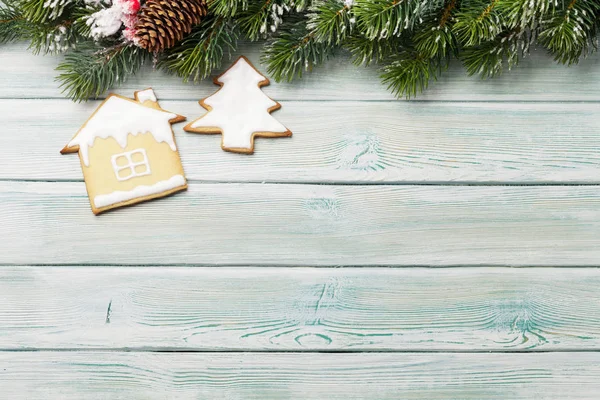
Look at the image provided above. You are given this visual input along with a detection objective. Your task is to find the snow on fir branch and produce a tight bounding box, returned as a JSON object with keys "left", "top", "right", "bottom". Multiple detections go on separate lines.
{"left": 1, "top": 0, "right": 599, "bottom": 101}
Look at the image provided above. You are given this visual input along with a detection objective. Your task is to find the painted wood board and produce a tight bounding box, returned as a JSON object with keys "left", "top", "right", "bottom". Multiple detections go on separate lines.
{"left": 2, "top": 351, "right": 600, "bottom": 399}
{"left": 2, "top": 181, "right": 600, "bottom": 266}
{"left": 3, "top": 100, "right": 600, "bottom": 183}
{"left": 2, "top": 42, "right": 600, "bottom": 101}
{"left": 2, "top": 266, "right": 600, "bottom": 351}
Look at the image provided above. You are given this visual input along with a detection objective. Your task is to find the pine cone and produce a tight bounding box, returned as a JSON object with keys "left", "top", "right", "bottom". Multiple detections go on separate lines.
{"left": 134, "top": 0, "right": 207, "bottom": 52}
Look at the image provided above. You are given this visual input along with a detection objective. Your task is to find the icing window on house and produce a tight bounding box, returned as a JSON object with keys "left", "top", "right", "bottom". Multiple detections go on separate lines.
{"left": 111, "top": 149, "right": 151, "bottom": 181}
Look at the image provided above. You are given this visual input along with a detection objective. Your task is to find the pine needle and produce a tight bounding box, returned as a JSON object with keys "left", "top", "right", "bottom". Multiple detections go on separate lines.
{"left": 56, "top": 43, "right": 148, "bottom": 102}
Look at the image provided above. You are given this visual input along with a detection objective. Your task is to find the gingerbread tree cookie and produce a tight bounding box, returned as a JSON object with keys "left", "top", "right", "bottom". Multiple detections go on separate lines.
{"left": 61, "top": 89, "right": 188, "bottom": 215}
{"left": 184, "top": 56, "right": 291, "bottom": 154}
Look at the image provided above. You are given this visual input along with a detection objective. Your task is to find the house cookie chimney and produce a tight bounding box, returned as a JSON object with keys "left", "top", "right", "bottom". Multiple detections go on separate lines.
{"left": 135, "top": 88, "right": 161, "bottom": 110}
{"left": 134, "top": 88, "right": 186, "bottom": 124}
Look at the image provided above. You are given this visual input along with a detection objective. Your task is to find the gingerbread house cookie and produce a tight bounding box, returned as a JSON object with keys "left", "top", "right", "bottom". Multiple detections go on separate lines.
{"left": 61, "top": 88, "right": 188, "bottom": 214}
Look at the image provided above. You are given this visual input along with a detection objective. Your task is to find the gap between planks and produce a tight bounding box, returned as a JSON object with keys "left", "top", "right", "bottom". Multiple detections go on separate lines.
{"left": 3, "top": 97, "right": 600, "bottom": 103}
{"left": 2, "top": 348, "right": 600, "bottom": 353}
{"left": 5, "top": 178, "right": 600, "bottom": 186}
{"left": 2, "top": 263, "right": 600, "bottom": 268}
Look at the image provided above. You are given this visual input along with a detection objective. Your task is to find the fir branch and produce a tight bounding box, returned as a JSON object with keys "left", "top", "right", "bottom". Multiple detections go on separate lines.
{"left": 461, "top": 28, "right": 527, "bottom": 77}
{"left": 237, "top": 0, "right": 274, "bottom": 39}
{"left": 158, "top": 17, "right": 239, "bottom": 82}
{"left": 307, "top": 0, "right": 354, "bottom": 45}
{"left": 353, "top": 0, "right": 443, "bottom": 40}
{"left": 56, "top": 43, "right": 148, "bottom": 102}
{"left": 210, "top": 0, "right": 249, "bottom": 17}
{"left": 0, "top": 0, "right": 79, "bottom": 50}
{"left": 345, "top": 33, "right": 401, "bottom": 65}
{"left": 210, "top": 0, "right": 308, "bottom": 18}
{"left": 262, "top": 16, "right": 336, "bottom": 81}
{"left": 381, "top": 51, "right": 439, "bottom": 98}
{"left": 3, "top": 0, "right": 600, "bottom": 101}
{"left": 353, "top": 0, "right": 416, "bottom": 39}
{"left": 380, "top": 0, "right": 458, "bottom": 99}
{"left": 19, "top": 0, "right": 74, "bottom": 23}
{"left": 413, "top": 24, "right": 457, "bottom": 62}
{"left": 0, "top": 1, "right": 29, "bottom": 42}
{"left": 235, "top": 0, "right": 294, "bottom": 40}
{"left": 453, "top": 0, "right": 503, "bottom": 46}
{"left": 413, "top": 0, "right": 460, "bottom": 62}
{"left": 439, "top": 0, "right": 458, "bottom": 27}
{"left": 497, "top": 0, "right": 550, "bottom": 29}
{"left": 408, "top": 0, "right": 459, "bottom": 69}
{"left": 538, "top": 0, "right": 600, "bottom": 65}
{"left": 68, "top": 4, "right": 96, "bottom": 38}
{"left": 28, "top": 22, "right": 79, "bottom": 54}
{"left": 291, "top": 0, "right": 312, "bottom": 11}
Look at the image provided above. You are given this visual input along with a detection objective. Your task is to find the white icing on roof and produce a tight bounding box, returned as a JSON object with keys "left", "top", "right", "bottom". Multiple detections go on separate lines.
{"left": 68, "top": 95, "right": 178, "bottom": 166}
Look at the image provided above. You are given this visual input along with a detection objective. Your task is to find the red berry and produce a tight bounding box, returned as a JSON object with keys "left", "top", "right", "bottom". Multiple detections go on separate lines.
{"left": 130, "top": 0, "right": 140, "bottom": 13}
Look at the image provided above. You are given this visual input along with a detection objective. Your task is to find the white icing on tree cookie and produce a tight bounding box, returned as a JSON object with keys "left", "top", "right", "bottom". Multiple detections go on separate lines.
{"left": 185, "top": 56, "right": 291, "bottom": 153}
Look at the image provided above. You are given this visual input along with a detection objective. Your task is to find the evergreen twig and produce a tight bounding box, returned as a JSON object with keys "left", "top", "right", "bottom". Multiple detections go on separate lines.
{"left": 353, "top": 0, "right": 424, "bottom": 40}
{"left": 381, "top": 50, "right": 438, "bottom": 98}
{"left": 56, "top": 43, "right": 148, "bottom": 102}
{"left": 2, "top": 0, "right": 600, "bottom": 100}
{"left": 158, "top": 17, "right": 239, "bottom": 82}
{"left": 346, "top": 33, "right": 401, "bottom": 65}
{"left": 538, "top": 0, "right": 600, "bottom": 65}
{"left": 20, "top": 0, "right": 73, "bottom": 23}
{"left": 307, "top": 0, "right": 354, "bottom": 45}
{"left": 262, "top": 15, "right": 336, "bottom": 81}
{"left": 453, "top": 0, "right": 503, "bottom": 46}
{"left": 0, "top": 0, "right": 29, "bottom": 43}
{"left": 461, "top": 28, "right": 526, "bottom": 77}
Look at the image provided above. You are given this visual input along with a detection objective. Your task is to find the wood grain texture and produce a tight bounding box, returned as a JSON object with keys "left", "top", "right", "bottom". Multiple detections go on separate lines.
{"left": 2, "top": 181, "right": 600, "bottom": 266}
{"left": 4, "top": 100, "right": 600, "bottom": 183}
{"left": 2, "top": 42, "right": 600, "bottom": 101}
{"left": 2, "top": 42, "right": 600, "bottom": 399}
{"left": 2, "top": 266, "right": 600, "bottom": 351}
{"left": 2, "top": 351, "right": 600, "bottom": 399}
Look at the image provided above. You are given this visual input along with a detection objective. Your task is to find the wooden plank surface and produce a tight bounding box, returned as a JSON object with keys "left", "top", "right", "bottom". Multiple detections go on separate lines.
{"left": 4, "top": 100, "right": 600, "bottom": 183}
{"left": 2, "top": 41, "right": 600, "bottom": 399}
{"left": 2, "top": 351, "right": 600, "bottom": 399}
{"left": 2, "top": 181, "right": 600, "bottom": 266}
{"left": 2, "top": 266, "right": 600, "bottom": 351}
{"left": 2, "top": 42, "right": 600, "bottom": 101}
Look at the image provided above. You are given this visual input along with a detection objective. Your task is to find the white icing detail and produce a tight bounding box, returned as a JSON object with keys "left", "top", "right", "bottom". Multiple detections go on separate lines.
{"left": 93, "top": 174, "right": 186, "bottom": 209}
{"left": 136, "top": 88, "right": 157, "bottom": 103}
{"left": 68, "top": 96, "right": 177, "bottom": 166}
{"left": 111, "top": 148, "right": 151, "bottom": 182}
{"left": 190, "top": 57, "right": 289, "bottom": 150}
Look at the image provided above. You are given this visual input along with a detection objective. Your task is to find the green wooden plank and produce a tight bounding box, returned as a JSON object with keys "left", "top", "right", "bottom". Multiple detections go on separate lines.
{"left": 2, "top": 182, "right": 600, "bottom": 266}
{"left": 1, "top": 266, "right": 600, "bottom": 351}
{"left": 3, "top": 100, "right": 600, "bottom": 183}
{"left": 1, "top": 42, "right": 600, "bottom": 101}
{"left": 1, "top": 351, "right": 599, "bottom": 399}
